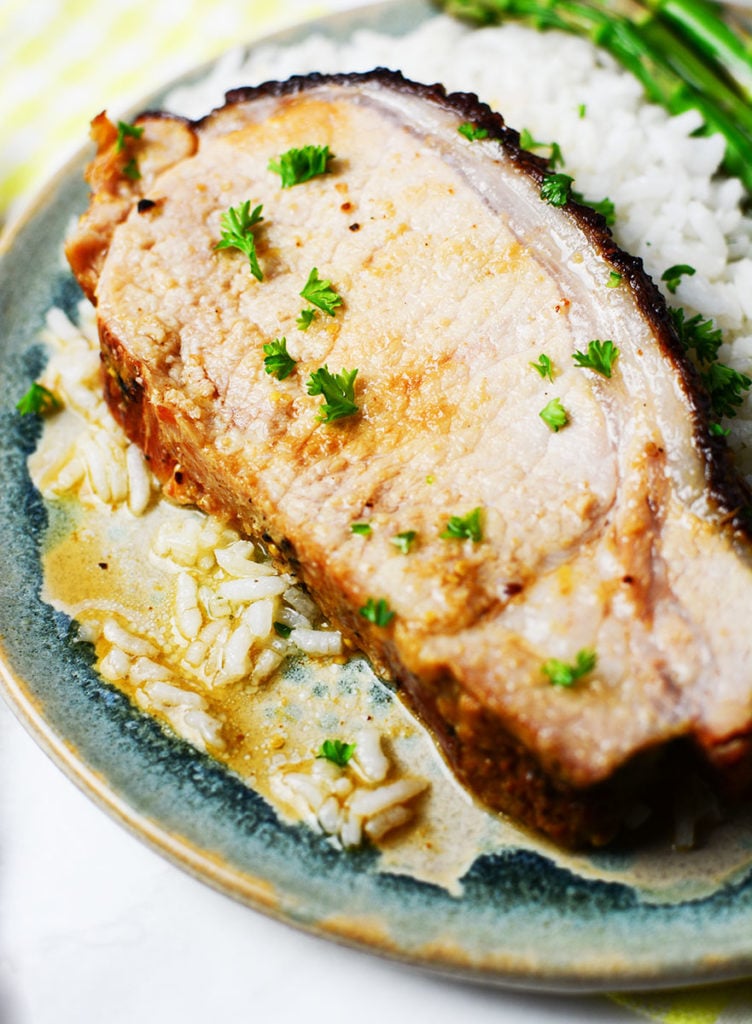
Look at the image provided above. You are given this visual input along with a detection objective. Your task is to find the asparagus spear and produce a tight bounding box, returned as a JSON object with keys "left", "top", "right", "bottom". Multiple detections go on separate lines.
{"left": 643, "top": 0, "right": 752, "bottom": 101}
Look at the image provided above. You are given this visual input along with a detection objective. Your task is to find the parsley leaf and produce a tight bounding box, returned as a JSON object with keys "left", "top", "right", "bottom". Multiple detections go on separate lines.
{"left": 215, "top": 201, "right": 265, "bottom": 281}
{"left": 519, "top": 129, "right": 564, "bottom": 168}
{"left": 458, "top": 122, "right": 489, "bottom": 141}
{"left": 607, "top": 271, "right": 622, "bottom": 288}
{"left": 540, "top": 173, "right": 573, "bottom": 207}
{"left": 359, "top": 597, "right": 395, "bottom": 627}
{"left": 263, "top": 337, "right": 296, "bottom": 380}
{"left": 307, "top": 365, "right": 359, "bottom": 423}
{"left": 539, "top": 397, "right": 568, "bottom": 432}
{"left": 273, "top": 621, "right": 293, "bottom": 638}
{"left": 530, "top": 353, "right": 554, "bottom": 382}
{"left": 669, "top": 307, "right": 722, "bottom": 364}
{"left": 440, "top": 507, "right": 483, "bottom": 543}
{"left": 542, "top": 648, "right": 597, "bottom": 687}
{"left": 574, "top": 191, "right": 616, "bottom": 226}
{"left": 16, "top": 382, "right": 62, "bottom": 416}
{"left": 661, "top": 264, "right": 696, "bottom": 294}
{"left": 268, "top": 145, "right": 334, "bottom": 188}
{"left": 297, "top": 308, "right": 316, "bottom": 331}
{"left": 115, "top": 120, "right": 144, "bottom": 153}
{"left": 115, "top": 121, "right": 144, "bottom": 180}
{"left": 317, "top": 739, "right": 356, "bottom": 767}
{"left": 701, "top": 362, "right": 752, "bottom": 419}
{"left": 300, "top": 268, "right": 342, "bottom": 316}
{"left": 669, "top": 306, "right": 751, "bottom": 418}
{"left": 391, "top": 530, "right": 417, "bottom": 554}
{"left": 710, "top": 422, "right": 731, "bottom": 437}
{"left": 122, "top": 158, "right": 141, "bottom": 181}
{"left": 351, "top": 522, "right": 372, "bottom": 536}
{"left": 572, "top": 339, "right": 620, "bottom": 378}
{"left": 540, "top": 175, "right": 615, "bottom": 225}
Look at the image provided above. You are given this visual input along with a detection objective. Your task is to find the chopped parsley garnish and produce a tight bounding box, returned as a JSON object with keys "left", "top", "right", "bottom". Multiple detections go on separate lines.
{"left": 577, "top": 103, "right": 587, "bottom": 118}
{"left": 573, "top": 339, "right": 620, "bottom": 378}
{"left": 16, "top": 382, "right": 62, "bottom": 416}
{"left": 539, "top": 397, "right": 568, "bottom": 432}
{"left": 351, "top": 522, "right": 372, "bottom": 536}
{"left": 540, "top": 173, "right": 573, "bottom": 207}
{"left": 661, "top": 264, "right": 696, "bottom": 294}
{"left": 215, "top": 201, "right": 264, "bottom": 281}
{"left": 317, "top": 739, "right": 356, "bottom": 767}
{"left": 391, "top": 530, "right": 417, "bottom": 554}
{"left": 273, "top": 621, "right": 293, "bottom": 638}
{"left": 307, "top": 365, "right": 359, "bottom": 423}
{"left": 440, "top": 507, "right": 483, "bottom": 543}
{"left": 297, "top": 308, "right": 316, "bottom": 331}
{"left": 576, "top": 192, "right": 616, "bottom": 226}
{"left": 607, "top": 271, "right": 622, "bottom": 288}
{"left": 669, "top": 307, "right": 723, "bottom": 364}
{"left": 300, "top": 267, "right": 342, "bottom": 316}
{"left": 115, "top": 121, "right": 143, "bottom": 180}
{"left": 530, "top": 353, "right": 554, "bottom": 382}
{"left": 669, "top": 306, "right": 751, "bottom": 418}
{"left": 542, "top": 648, "right": 597, "bottom": 687}
{"left": 458, "top": 122, "right": 489, "bottom": 141}
{"left": 122, "top": 158, "right": 141, "bottom": 181}
{"left": 540, "top": 174, "right": 615, "bottom": 224}
{"left": 710, "top": 422, "right": 731, "bottom": 437}
{"left": 519, "top": 129, "right": 564, "bottom": 168}
{"left": 703, "top": 362, "right": 752, "bottom": 420}
{"left": 115, "top": 120, "right": 144, "bottom": 153}
{"left": 268, "top": 144, "right": 334, "bottom": 188}
{"left": 359, "top": 597, "right": 395, "bottom": 627}
{"left": 263, "top": 337, "right": 296, "bottom": 380}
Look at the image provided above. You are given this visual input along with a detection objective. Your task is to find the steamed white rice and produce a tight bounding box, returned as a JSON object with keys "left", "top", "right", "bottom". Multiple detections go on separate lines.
{"left": 31, "top": 12, "right": 752, "bottom": 851}
{"left": 31, "top": 301, "right": 427, "bottom": 849}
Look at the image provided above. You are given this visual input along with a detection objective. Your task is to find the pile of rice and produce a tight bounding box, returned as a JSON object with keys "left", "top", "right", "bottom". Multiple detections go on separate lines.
{"left": 31, "top": 12, "right": 752, "bottom": 850}
{"left": 32, "top": 300, "right": 428, "bottom": 849}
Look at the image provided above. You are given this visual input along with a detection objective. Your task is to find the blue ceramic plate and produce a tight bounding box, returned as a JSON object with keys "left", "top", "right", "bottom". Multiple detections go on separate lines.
{"left": 3, "top": 0, "right": 752, "bottom": 993}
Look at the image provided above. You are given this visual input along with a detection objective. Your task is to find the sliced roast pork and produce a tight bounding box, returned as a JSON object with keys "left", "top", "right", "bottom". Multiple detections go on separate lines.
{"left": 65, "top": 71, "right": 752, "bottom": 846}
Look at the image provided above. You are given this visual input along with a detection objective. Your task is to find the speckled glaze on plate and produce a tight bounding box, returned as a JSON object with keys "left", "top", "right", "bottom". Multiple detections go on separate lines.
{"left": 4, "top": 0, "right": 752, "bottom": 993}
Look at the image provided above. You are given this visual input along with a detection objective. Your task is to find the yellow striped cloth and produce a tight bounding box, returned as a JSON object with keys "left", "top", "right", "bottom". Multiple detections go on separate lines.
{"left": 2, "top": 2, "right": 752, "bottom": 1020}
{"left": 614, "top": 982, "right": 752, "bottom": 1023}
{"left": 0, "top": 0, "right": 323, "bottom": 221}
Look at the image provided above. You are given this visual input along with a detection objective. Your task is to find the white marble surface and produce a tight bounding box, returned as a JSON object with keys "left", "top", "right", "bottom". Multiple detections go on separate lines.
{"left": 0, "top": 696, "right": 639, "bottom": 1024}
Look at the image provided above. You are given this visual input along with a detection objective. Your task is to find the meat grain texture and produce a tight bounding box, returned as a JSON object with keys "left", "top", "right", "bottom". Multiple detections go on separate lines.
{"left": 66, "top": 71, "right": 752, "bottom": 847}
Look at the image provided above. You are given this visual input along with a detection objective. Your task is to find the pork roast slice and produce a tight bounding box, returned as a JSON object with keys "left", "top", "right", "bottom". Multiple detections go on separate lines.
{"left": 65, "top": 70, "right": 752, "bottom": 847}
